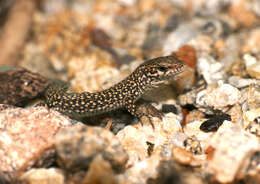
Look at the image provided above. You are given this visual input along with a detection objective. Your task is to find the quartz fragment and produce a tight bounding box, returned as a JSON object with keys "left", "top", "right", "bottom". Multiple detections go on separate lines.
{"left": 69, "top": 54, "right": 120, "bottom": 93}
{"left": 196, "top": 84, "right": 241, "bottom": 111}
{"left": 179, "top": 83, "right": 242, "bottom": 112}
{"left": 207, "top": 124, "right": 260, "bottom": 183}
{"left": 197, "top": 54, "right": 225, "bottom": 85}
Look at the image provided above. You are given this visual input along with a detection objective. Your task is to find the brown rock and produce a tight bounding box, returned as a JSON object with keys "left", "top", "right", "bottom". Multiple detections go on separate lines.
{"left": 0, "top": 67, "right": 48, "bottom": 106}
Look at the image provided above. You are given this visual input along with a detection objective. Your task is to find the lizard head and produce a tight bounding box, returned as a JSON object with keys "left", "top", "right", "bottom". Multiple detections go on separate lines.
{"left": 138, "top": 55, "right": 186, "bottom": 87}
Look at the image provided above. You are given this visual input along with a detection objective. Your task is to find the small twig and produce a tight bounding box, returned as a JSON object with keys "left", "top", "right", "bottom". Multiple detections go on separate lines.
{"left": 0, "top": 0, "right": 37, "bottom": 66}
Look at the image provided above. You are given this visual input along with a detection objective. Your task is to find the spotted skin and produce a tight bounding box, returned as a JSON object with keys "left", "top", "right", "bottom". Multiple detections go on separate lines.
{"left": 45, "top": 55, "right": 185, "bottom": 119}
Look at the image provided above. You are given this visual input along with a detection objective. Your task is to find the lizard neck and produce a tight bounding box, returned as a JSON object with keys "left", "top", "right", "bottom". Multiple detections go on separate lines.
{"left": 101, "top": 69, "right": 149, "bottom": 105}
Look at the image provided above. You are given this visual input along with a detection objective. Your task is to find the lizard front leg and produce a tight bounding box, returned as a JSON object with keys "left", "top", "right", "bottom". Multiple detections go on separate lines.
{"left": 124, "top": 97, "right": 163, "bottom": 121}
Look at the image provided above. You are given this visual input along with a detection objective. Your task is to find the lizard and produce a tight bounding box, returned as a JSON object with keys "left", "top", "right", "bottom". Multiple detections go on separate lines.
{"left": 44, "top": 55, "right": 186, "bottom": 120}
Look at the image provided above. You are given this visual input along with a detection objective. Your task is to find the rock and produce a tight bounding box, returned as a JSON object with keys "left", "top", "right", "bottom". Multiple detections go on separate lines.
{"left": 69, "top": 53, "right": 120, "bottom": 93}
{"left": 226, "top": 104, "right": 242, "bottom": 124}
{"left": 228, "top": 76, "right": 260, "bottom": 88}
{"left": 19, "top": 168, "right": 65, "bottom": 184}
{"left": 81, "top": 155, "right": 119, "bottom": 184}
{"left": 10, "top": 0, "right": 260, "bottom": 183}
{"left": 123, "top": 154, "right": 162, "bottom": 184}
{"left": 197, "top": 54, "right": 226, "bottom": 85}
{"left": 171, "top": 147, "right": 194, "bottom": 165}
{"left": 243, "top": 54, "right": 260, "bottom": 79}
{"left": 229, "top": 0, "right": 258, "bottom": 28}
{"left": 183, "top": 119, "right": 213, "bottom": 147}
{"left": 0, "top": 67, "right": 48, "bottom": 106}
{"left": 179, "top": 83, "right": 242, "bottom": 113}
{"left": 247, "top": 63, "right": 260, "bottom": 80}
{"left": 183, "top": 135, "right": 203, "bottom": 155}
{"left": 0, "top": 106, "right": 73, "bottom": 183}
{"left": 244, "top": 151, "right": 260, "bottom": 184}
{"left": 241, "top": 85, "right": 260, "bottom": 111}
{"left": 117, "top": 113, "right": 182, "bottom": 167}
{"left": 184, "top": 109, "right": 205, "bottom": 124}
{"left": 207, "top": 124, "right": 260, "bottom": 183}
{"left": 147, "top": 160, "right": 206, "bottom": 184}
{"left": 242, "top": 28, "right": 260, "bottom": 54}
{"left": 243, "top": 108, "right": 260, "bottom": 136}
{"left": 163, "top": 22, "right": 199, "bottom": 54}
{"left": 196, "top": 83, "right": 241, "bottom": 111}
{"left": 55, "top": 124, "right": 128, "bottom": 173}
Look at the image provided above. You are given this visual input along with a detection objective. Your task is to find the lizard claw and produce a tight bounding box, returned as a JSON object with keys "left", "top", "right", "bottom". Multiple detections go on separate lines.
{"left": 135, "top": 102, "right": 164, "bottom": 128}
{"left": 137, "top": 103, "right": 164, "bottom": 119}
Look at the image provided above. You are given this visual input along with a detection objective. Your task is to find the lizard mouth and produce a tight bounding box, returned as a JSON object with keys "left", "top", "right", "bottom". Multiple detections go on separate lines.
{"left": 172, "top": 63, "right": 185, "bottom": 74}
{"left": 164, "top": 63, "right": 186, "bottom": 78}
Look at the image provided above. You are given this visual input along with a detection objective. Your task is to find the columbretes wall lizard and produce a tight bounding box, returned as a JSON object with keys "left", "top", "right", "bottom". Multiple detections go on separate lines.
{"left": 44, "top": 55, "right": 186, "bottom": 120}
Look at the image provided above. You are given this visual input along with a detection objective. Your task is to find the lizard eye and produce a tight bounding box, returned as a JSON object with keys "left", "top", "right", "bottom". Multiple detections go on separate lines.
{"left": 157, "top": 66, "right": 168, "bottom": 72}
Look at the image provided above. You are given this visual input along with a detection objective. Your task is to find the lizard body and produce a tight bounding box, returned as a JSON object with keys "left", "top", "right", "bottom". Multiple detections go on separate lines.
{"left": 45, "top": 55, "right": 185, "bottom": 119}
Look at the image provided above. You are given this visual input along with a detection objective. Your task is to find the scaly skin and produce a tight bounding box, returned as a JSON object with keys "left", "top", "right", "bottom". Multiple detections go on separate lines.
{"left": 45, "top": 55, "right": 185, "bottom": 119}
